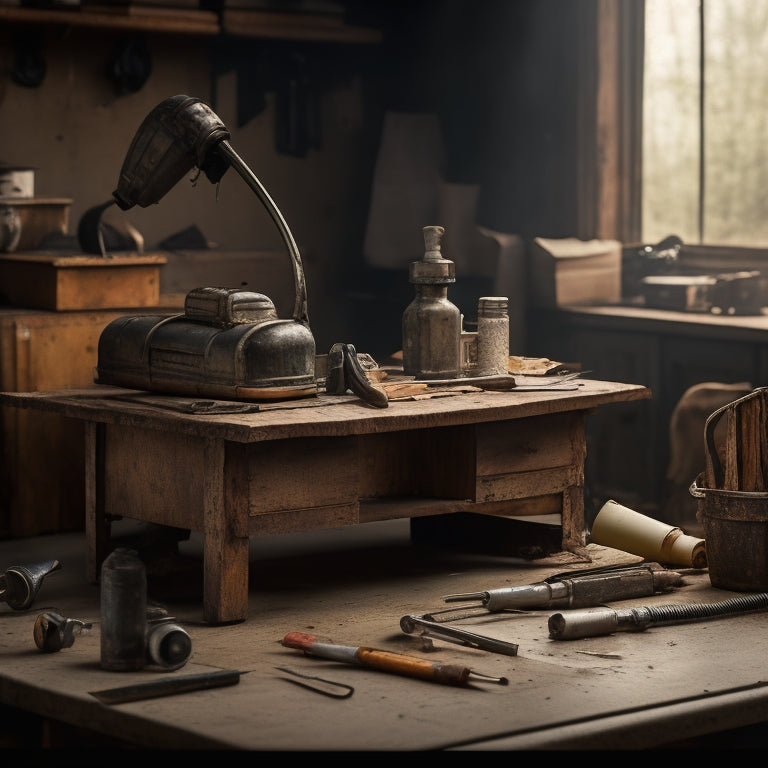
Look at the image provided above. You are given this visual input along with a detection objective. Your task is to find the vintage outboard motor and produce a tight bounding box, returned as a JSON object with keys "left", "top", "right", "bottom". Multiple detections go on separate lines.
{"left": 94, "top": 95, "right": 316, "bottom": 401}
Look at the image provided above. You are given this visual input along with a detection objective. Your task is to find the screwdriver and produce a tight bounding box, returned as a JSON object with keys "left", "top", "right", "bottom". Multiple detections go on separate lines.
{"left": 444, "top": 564, "right": 684, "bottom": 612}
{"left": 280, "top": 632, "right": 508, "bottom": 687}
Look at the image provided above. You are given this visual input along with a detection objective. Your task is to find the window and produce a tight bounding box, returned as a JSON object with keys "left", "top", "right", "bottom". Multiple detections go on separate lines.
{"left": 643, "top": 0, "right": 768, "bottom": 246}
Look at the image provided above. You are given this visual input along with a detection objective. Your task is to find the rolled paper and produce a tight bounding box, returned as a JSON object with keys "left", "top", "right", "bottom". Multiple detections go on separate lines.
{"left": 590, "top": 500, "right": 707, "bottom": 569}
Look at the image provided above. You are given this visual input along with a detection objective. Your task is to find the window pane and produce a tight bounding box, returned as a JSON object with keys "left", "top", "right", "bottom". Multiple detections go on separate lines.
{"left": 704, "top": 0, "right": 768, "bottom": 245}
{"left": 643, "top": 0, "right": 701, "bottom": 244}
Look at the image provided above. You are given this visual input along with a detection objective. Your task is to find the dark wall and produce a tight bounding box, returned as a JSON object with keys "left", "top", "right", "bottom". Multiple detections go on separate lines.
{"left": 340, "top": 0, "right": 587, "bottom": 357}
{"left": 356, "top": 0, "right": 583, "bottom": 237}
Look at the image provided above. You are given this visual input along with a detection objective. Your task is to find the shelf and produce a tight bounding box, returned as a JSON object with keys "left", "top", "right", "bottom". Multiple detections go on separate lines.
{"left": 0, "top": 5, "right": 383, "bottom": 41}
{"left": 0, "top": 5, "right": 219, "bottom": 34}
{"left": 220, "top": 8, "right": 382, "bottom": 43}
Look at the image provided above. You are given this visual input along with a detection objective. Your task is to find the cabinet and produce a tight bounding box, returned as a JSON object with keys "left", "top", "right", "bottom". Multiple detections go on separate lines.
{"left": 0, "top": 248, "right": 299, "bottom": 538}
{"left": 527, "top": 305, "right": 768, "bottom": 519}
{"left": 0, "top": 305, "right": 182, "bottom": 538}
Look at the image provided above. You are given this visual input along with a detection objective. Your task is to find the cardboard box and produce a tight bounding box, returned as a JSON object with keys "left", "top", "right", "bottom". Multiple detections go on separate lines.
{"left": 0, "top": 252, "right": 166, "bottom": 310}
{"left": 530, "top": 237, "right": 622, "bottom": 307}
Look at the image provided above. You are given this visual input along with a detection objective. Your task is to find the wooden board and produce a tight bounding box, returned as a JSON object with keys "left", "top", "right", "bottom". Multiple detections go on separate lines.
{"left": 0, "top": 305, "right": 182, "bottom": 538}
{"left": 0, "top": 252, "right": 167, "bottom": 310}
{"left": 1, "top": 526, "right": 767, "bottom": 750}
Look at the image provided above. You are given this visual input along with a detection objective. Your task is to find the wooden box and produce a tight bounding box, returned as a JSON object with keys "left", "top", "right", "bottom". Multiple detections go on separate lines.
{"left": 1, "top": 197, "right": 72, "bottom": 252}
{"left": 0, "top": 304, "right": 181, "bottom": 538}
{"left": 0, "top": 252, "right": 166, "bottom": 310}
{"left": 529, "top": 237, "right": 622, "bottom": 307}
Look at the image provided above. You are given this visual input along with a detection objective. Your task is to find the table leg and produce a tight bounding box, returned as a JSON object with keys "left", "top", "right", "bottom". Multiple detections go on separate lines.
{"left": 84, "top": 422, "right": 110, "bottom": 584}
{"left": 202, "top": 439, "right": 250, "bottom": 624}
{"left": 560, "top": 416, "right": 588, "bottom": 552}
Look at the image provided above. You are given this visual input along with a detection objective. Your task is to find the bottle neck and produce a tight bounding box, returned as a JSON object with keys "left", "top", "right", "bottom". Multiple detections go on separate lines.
{"left": 415, "top": 284, "right": 453, "bottom": 299}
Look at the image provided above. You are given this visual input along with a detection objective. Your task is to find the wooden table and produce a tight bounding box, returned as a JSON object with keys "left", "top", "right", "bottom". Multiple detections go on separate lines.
{"left": 0, "top": 379, "right": 649, "bottom": 624}
{"left": 3, "top": 519, "right": 767, "bottom": 750}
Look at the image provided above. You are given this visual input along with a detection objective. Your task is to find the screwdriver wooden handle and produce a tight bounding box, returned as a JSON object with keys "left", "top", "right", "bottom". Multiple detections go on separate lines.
{"left": 355, "top": 647, "right": 470, "bottom": 686}
{"left": 281, "top": 632, "right": 472, "bottom": 686}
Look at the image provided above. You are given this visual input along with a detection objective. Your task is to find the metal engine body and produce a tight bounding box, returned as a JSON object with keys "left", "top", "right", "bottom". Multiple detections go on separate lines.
{"left": 95, "top": 287, "right": 316, "bottom": 400}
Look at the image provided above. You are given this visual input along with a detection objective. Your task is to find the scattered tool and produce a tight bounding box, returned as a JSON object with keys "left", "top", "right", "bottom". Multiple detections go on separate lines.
{"left": 0, "top": 559, "right": 61, "bottom": 610}
{"left": 33, "top": 611, "right": 92, "bottom": 653}
{"left": 325, "top": 342, "right": 389, "bottom": 408}
{"left": 407, "top": 374, "right": 518, "bottom": 390}
{"left": 399, "top": 614, "right": 519, "bottom": 656}
{"left": 444, "top": 563, "right": 684, "bottom": 612}
{"left": 90, "top": 669, "right": 241, "bottom": 705}
{"left": 548, "top": 592, "right": 768, "bottom": 640}
{"left": 280, "top": 632, "right": 508, "bottom": 687}
{"left": 274, "top": 666, "right": 354, "bottom": 699}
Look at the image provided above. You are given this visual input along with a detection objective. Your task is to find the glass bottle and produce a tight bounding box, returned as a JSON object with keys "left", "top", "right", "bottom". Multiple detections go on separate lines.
{"left": 476, "top": 297, "right": 510, "bottom": 376}
{"left": 402, "top": 225, "right": 462, "bottom": 379}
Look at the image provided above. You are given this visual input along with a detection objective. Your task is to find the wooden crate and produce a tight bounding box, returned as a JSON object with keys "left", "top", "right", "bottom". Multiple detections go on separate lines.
{"left": 0, "top": 252, "right": 166, "bottom": 311}
{"left": 0, "top": 304, "right": 180, "bottom": 538}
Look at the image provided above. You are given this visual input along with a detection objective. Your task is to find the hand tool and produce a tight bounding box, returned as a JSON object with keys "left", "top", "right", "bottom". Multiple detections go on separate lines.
{"left": 33, "top": 611, "right": 92, "bottom": 653}
{"left": 280, "top": 632, "right": 508, "bottom": 687}
{"left": 444, "top": 563, "right": 684, "bottom": 612}
{"left": 549, "top": 591, "right": 768, "bottom": 640}
{"left": 274, "top": 666, "right": 354, "bottom": 699}
{"left": 325, "top": 342, "right": 389, "bottom": 408}
{"left": 0, "top": 559, "right": 61, "bottom": 610}
{"left": 399, "top": 613, "right": 519, "bottom": 657}
{"left": 409, "top": 373, "right": 518, "bottom": 390}
{"left": 90, "top": 669, "right": 241, "bottom": 705}
{"left": 386, "top": 373, "right": 581, "bottom": 392}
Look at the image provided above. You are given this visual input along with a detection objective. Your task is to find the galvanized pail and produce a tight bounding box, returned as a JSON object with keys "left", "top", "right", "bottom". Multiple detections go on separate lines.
{"left": 691, "top": 474, "right": 768, "bottom": 591}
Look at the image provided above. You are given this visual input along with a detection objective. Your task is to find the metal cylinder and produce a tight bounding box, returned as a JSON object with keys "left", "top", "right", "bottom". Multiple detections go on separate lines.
{"left": 146, "top": 622, "right": 193, "bottom": 671}
{"left": 476, "top": 297, "right": 509, "bottom": 376}
{"left": 100, "top": 547, "right": 147, "bottom": 671}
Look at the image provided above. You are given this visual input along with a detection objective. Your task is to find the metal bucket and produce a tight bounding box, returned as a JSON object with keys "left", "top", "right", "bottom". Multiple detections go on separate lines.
{"left": 690, "top": 474, "right": 768, "bottom": 591}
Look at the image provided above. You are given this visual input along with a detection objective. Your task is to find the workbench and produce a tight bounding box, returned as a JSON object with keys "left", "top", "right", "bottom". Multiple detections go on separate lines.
{"left": 0, "top": 379, "right": 648, "bottom": 625}
{"left": 2, "top": 520, "right": 768, "bottom": 750}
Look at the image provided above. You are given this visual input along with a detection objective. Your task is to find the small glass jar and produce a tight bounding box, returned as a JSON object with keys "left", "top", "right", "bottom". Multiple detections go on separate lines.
{"left": 476, "top": 297, "right": 509, "bottom": 376}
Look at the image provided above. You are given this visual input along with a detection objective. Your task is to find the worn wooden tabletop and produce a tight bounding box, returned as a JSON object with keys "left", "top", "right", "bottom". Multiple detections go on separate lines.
{"left": 2, "top": 514, "right": 768, "bottom": 750}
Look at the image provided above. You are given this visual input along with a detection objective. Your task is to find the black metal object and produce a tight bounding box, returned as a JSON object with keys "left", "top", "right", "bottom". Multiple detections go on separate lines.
{"left": 90, "top": 670, "right": 241, "bottom": 705}
{"left": 100, "top": 548, "right": 147, "bottom": 672}
{"left": 0, "top": 559, "right": 61, "bottom": 611}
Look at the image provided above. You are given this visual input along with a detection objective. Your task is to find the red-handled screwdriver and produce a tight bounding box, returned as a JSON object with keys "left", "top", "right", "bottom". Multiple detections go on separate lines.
{"left": 280, "top": 632, "right": 508, "bottom": 688}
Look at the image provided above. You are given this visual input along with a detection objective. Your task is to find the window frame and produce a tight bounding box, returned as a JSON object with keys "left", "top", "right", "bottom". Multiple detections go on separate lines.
{"left": 577, "top": 0, "right": 645, "bottom": 244}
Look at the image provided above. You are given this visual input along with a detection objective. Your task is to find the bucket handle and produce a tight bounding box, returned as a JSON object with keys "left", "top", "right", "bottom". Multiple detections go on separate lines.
{"left": 689, "top": 475, "right": 706, "bottom": 498}
{"left": 691, "top": 470, "right": 768, "bottom": 501}
{"left": 703, "top": 386, "right": 768, "bottom": 489}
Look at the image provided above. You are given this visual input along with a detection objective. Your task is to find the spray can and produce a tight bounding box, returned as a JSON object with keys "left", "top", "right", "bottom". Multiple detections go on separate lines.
{"left": 402, "top": 225, "right": 462, "bottom": 379}
{"left": 476, "top": 297, "right": 509, "bottom": 376}
{"left": 100, "top": 547, "right": 147, "bottom": 671}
